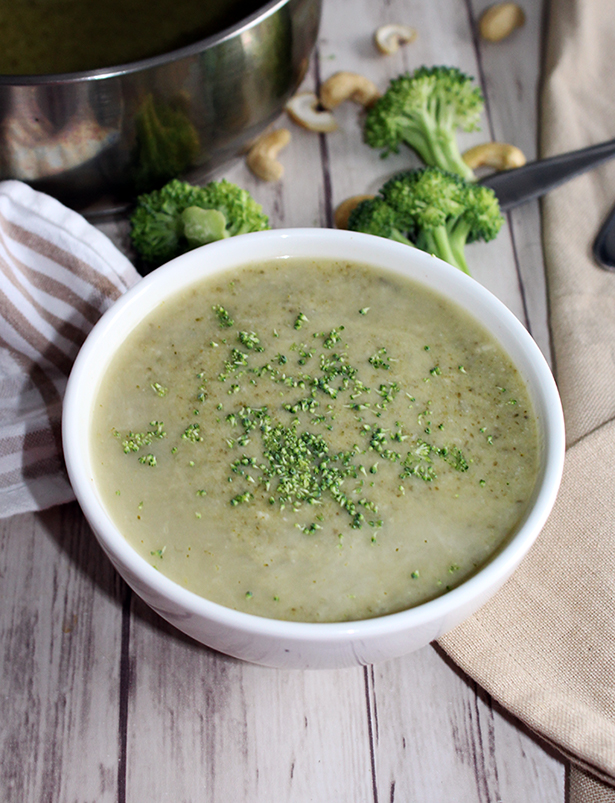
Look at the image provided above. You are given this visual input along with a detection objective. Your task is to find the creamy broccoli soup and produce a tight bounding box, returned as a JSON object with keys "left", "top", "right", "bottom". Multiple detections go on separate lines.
{"left": 90, "top": 258, "right": 540, "bottom": 622}
{"left": 0, "top": 0, "right": 262, "bottom": 75}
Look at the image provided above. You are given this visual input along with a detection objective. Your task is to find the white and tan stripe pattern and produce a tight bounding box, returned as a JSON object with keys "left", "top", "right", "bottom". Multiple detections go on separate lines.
{"left": 0, "top": 180, "right": 140, "bottom": 518}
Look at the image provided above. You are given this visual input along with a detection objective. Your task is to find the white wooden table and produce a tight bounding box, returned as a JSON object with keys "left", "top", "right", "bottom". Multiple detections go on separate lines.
{"left": 1, "top": 0, "right": 569, "bottom": 800}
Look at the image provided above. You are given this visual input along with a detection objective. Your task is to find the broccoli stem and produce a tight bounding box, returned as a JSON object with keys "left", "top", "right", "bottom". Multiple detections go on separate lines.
{"left": 397, "top": 120, "right": 440, "bottom": 168}
{"left": 418, "top": 226, "right": 470, "bottom": 275}
{"left": 397, "top": 114, "right": 476, "bottom": 181}
{"left": 430, "top": 103, "right": 476, "bottom": 181}
{"left": 449, "top": 248, "right": 470, "bottom": 275}
{"left": 389, "top": 229, "right": 415, "bottom": 247}
{"left": 447, "top": 218, "right": 473, "bottom": 274}
{"left": 434, "top": 132, "right": 476, "bottom": 181}
{"left": 182, "top": 206, "right": 230, "bottom": 247}
{"left": 431, "top": 227, "right": 461, "bottom": 271}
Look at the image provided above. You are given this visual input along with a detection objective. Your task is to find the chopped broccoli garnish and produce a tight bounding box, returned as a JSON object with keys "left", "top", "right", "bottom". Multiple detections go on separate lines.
{"left": 348, "top": 167, "right": 503, "bottom": 275}
{"left": 130, "top": 178, "right": 270, "bottom": 267}
{"left": 363, "top": 66, "right": 484, "bottom": 180}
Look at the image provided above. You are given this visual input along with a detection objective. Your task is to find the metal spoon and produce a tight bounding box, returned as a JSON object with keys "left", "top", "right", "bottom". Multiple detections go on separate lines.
{"left": 480, "top": 137, "right": 615, "bottom": 211}
{"left": 592, "top": 204, "right": 615, "bottom": 270}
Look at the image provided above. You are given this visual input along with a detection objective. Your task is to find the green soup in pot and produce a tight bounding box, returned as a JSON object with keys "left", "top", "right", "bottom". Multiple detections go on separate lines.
{"left": 0, "top": 0, "right": 263, "bottom": 75}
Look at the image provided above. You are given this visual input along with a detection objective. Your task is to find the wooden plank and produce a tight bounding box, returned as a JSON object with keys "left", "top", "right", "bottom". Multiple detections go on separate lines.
{"left": 0, "top": 505, "right": 123, "bottom": 803}
{"left": 469, "top": 0, "right": 552, "bottom": 362}
{"left": 368, "top": 645, "right": 565, "bottom": 802}
{"left": 125, "top": 598, "right": 372, "bottom": 802}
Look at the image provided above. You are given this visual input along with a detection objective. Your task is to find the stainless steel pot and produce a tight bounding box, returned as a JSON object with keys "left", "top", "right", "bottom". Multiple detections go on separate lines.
{"left": 0, "top": 0, "right": 321, "bottom": 211}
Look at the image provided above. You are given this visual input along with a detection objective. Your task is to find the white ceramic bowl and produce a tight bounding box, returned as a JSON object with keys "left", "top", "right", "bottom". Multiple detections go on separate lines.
{"left": 62, "top": 228, "right": 565, "bottom": 669}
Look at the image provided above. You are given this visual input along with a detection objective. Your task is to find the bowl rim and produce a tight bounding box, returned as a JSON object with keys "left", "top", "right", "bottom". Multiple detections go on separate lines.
{"left": 0, "top": 0, "right": 297, "bottom": 85}
{"left": 62, "top": 227, "right": 566, "bottom": 643}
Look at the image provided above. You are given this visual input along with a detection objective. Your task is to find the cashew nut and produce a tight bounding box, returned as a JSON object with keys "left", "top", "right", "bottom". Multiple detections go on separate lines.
{"left": 479, "top": 3, "right": 525, "bottom": 42}
{"left": 374, "top": 24, "right": 418, "bottom": 55}
{"left": 285, "top": 92, "right": 338, "bottom": 133}
{"left": 334, "top": 195, "right": 375, "bottom": 230}
{"left": 246, "top": 128, "right": 291, "bottom": 182}
{"left": 462, "top": 142, "right": 527, "bottom": 171}
{"left": 320, "top": 72, "right": 381, "bottom": 110}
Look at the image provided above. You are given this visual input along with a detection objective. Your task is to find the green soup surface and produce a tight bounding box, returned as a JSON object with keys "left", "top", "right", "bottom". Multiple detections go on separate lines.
{"left": 90, "top": 258, "right": 540, "bottom": 622}
{"left": 0, "top": 0, "right": 262, "bottom": 74}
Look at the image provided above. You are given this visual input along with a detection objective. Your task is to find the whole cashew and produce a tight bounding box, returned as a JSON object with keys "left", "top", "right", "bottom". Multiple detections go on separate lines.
{"left": 246, "top": 128, "right": 291, "bottom": 182}
{"left": 374, "top": 24, "right": 418, "bottom": 55}
{"left": 462, "top": 142, "right": 526, "bottom": 171}
{"left": 479, "top": 3, "right": 525, "bottom": 42}
{"left": 285, "top": 92, "right": 338, "bottom": 133}
{"left": 320, "top": 72, "right": 381, "bottom": 110}
{"left": 334, "top": 195, "right": 375, "bottom": 230}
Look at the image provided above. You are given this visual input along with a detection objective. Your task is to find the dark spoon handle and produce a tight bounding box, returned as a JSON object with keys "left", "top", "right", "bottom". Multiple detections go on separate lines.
{"left": 593, "top": 205, "right": 615, "bottom": 271}
{"left": 481, "top": 138, "right": 615, "bottom": 211}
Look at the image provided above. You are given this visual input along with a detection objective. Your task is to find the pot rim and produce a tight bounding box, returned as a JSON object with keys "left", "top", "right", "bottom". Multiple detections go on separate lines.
{"left": 0, "top": 0, "right": 293, "bottom": 86}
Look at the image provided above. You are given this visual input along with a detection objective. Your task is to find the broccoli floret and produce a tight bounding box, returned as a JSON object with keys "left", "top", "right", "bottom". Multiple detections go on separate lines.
{"left": 130, "top": 178, "right": 270, "bottom": 266}
{"left": 381, "top": 167, "right": 503, "bottom": 274}
{"left": 364, "top": 66, "right": 484, "bottom": 181}
{"left": 347, "top": 167, "right": 503, "bottom": 275}
{"left": 446, "top": 181, "right": 504, "bottom": 270}
{"left": 346, "top": 196, "right": 414, "bottom": 246}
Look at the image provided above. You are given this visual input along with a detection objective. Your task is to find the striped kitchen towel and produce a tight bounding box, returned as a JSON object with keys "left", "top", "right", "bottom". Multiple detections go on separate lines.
{"left": 0, "top": 181, "right": 140, "bottom": 518}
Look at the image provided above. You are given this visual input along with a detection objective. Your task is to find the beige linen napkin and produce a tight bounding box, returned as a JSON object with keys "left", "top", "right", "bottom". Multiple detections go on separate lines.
{"left": 439, "top": 0, "right": 615, "bottom": 798}
{"left": 0, "top": 180, "right": 140, "bottom": 518}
